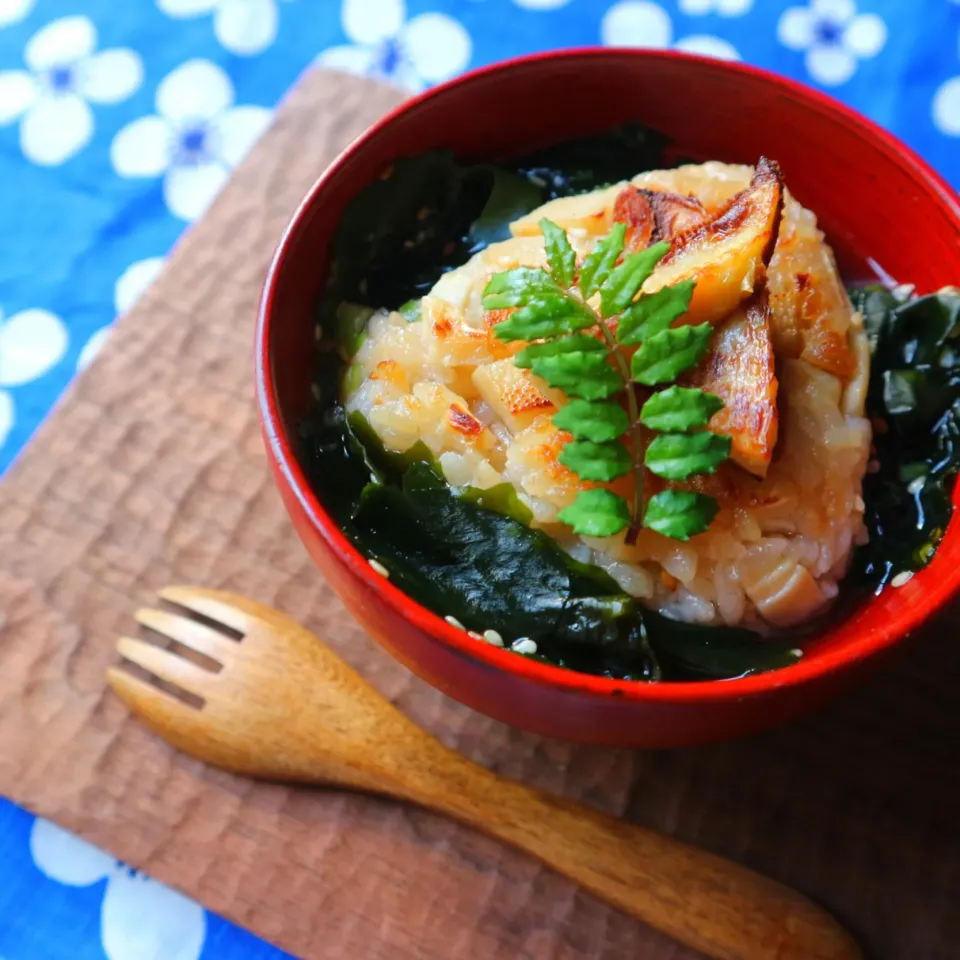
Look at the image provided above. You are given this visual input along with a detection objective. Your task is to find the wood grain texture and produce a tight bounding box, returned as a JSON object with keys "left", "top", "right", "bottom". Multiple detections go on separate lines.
{"left": 0, "top": 68, "right": 957, "bottom": 960}
{"left": 108, "top": 587, "right": 860, "bottom": 960}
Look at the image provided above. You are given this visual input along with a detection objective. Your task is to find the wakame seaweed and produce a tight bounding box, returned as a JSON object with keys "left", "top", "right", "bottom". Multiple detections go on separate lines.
{"left": 316, "top": 123, "right": 670, "bottom": 317}
{"left": 849, "top": 285, "right": 960, "bottom": 587}
{"left": 298, "top": 124, "right": 956, "bottom": 683}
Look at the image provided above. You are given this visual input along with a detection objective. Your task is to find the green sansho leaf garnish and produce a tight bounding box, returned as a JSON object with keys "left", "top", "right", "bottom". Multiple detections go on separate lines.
{"left": 631, "top": 323, "right": 715, "bottom": 385}
{"left": 600, "top": 242, "right": 669, "bottom": 317}
{"left": 640, "top": 386, "right": 724, "bottom": 432}
{"left": 617, "top": 279, "right": 696, "bottom": 345}
{"left": 483, "top": 218, "right": 730, "bottom": 542}
{"left": 553, "top": 399, "right": 630, "bottom": 442}
{"left": 645, "top": 432, "right": 732, "bottom": 480}
{"left": 540, "top": 217, "right": 577, "bottom": 288}
{"left": 558, "top": 439, "right": 633, "bottom": 482}
{"left": 644, "top": 490, "right": 720, "bottom": 541}
{"left": 557, "top": 489, "right": 631, "bottom": 538}
{"left": 529, "top": 350, "right": 622, "bottom": 400}
{"left": 514, "top": 333, "right": 606, "bottom": 369}
{"left": 578, "top": 222, "right": 626, "bottom": 299}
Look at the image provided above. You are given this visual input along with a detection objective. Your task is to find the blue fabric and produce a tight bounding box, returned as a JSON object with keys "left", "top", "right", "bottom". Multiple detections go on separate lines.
{"left": 0, "top": 0, "right": 957, "bottom": 956}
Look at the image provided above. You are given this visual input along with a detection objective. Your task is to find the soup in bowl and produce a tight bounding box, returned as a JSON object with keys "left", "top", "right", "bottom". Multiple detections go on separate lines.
{"left": 256, "top": 50, "right": 960, "bottom": 747}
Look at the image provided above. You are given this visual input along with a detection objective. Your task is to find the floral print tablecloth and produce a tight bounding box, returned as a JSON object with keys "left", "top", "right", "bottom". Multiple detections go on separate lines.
{"left": 0, "top": 0, "right": 958, "bottom": 957}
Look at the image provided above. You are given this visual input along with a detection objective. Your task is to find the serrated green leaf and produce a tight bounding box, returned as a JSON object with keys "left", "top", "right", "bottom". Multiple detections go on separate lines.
{"left": 530, "top": 350, "right": 622, "bottom": 400}
{"left": 579, "top": 222, "right": 626, "bottom": 299}
{"left": 617, "top": 280, "right": 696, "bottom": 346}
{"left": 640, "top": 386, "right": 724, "bottom": 432}
{"left": 483, "top": 267, "right": 558, "bottom": 309}
{"left": 559, "top": 439, "right": 632, "bottom": 481}
{"left": 557, "top": 489, "right": 631, "bottom": 537}
{"left": 494, "top": 292, "right": 599, "bottom": 342}
{"left": 644, "top": 490, "right": 719, "bottom": 540}
{"left": 645, "top": 431, "right": 731, "bottom": 480}
{"left": 631, "top": 321, "right": 714, "bottom": 385}
{"left": 515, "top": 334, "right": 606, "bottom": 369}
{"left": 540, "top": 218, "right": 576, "bottom": 288}
{"left": 599, "top": 241, "right": 669, "bottom": 318}
{"left": 552, "top": 399, "right": 629, "bottom": 442}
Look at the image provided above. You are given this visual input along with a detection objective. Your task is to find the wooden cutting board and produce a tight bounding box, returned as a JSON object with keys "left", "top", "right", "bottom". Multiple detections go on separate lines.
{"left": 0, "top": 67, "right": 957, "bottom": 960}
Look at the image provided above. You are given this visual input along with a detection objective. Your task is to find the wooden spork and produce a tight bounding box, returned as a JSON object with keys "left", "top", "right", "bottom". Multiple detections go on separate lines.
{"left": 107, "top": 586, "right": 860, "bottom": 960}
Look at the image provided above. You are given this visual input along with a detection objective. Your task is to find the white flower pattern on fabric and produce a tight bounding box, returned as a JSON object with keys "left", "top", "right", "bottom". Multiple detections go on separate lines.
{"left": 511, "top": 0, "right": 572, "bottom": 8}
{"left": 30, "top": 819, "right": 206, "bottom": 960}
{"left": 0, "top": 0, "right": 36, "bottom": 27}
{"left": 0, "top": 16, "right": 143, "bottom": 166}
{"left": 0, "top": 307, "right": 67, "bottom": 452}
{"left": 778, "top": 0, "right": 887, "bottom": 87}
{"left": 0, "top": 390, "right": 12, "bottom": 451}
{"left": 115, "top": 257, "right": 166, "bottom": 314}
{"left": 600, "top": 2, "right": 740, "bottom": 59}
{"left": 110, "top": 59, "right": 272, "bottom": 221}
{"left": 675, "top": 34, "right": 740, "bottom": 60}
{"left": 679, "top": 0, "right": 753, "bottom": 16}
{"left": 933, "top": 76, "right": 960, "bottom": 136}
{"left": 79, "top": 255, "right": 166, "bottom": 371}
{"left": 157, "top": 0, "right": 283, "bottom": 57}
{"left": 77, "top": 327, "right": 111, "bottom": 372}
{"left": 317, "top": 0, "right": 471, "bottom": 92}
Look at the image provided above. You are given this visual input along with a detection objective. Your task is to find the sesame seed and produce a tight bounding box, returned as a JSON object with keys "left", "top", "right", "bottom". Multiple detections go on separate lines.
{"left": 444, "top": 615, "right": 465, "bottom": 630}
{"left": 368, "top": 559, "right": 389, "bottom": 578}
{"left": 790, "top": 648, "right": 804, "bottom": 658}
{"left": 483, "top": 629, "right": 504, "bottom": 647}
{"left": 467, "top": 630, "right": 483, "bottom": 640}
{"left": 890, "top": 571, "right": 914, "bottom": 588}
{"left": 512, "top": 638, "right": 537, "bottom": 655}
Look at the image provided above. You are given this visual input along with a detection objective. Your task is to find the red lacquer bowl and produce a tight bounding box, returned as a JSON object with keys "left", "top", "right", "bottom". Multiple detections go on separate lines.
{"left": 256, "top": 50, "right": 960, "bottom": 748}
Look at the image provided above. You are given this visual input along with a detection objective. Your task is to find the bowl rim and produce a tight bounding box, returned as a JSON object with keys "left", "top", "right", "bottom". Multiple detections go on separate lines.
{"left": 256, "top": 46, "right": 960, "bottom": 704}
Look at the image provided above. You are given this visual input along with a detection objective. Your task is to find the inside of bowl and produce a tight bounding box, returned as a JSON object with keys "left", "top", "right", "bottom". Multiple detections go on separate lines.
{"left": 265, "top": 52, "right": 960, "bottom": 675}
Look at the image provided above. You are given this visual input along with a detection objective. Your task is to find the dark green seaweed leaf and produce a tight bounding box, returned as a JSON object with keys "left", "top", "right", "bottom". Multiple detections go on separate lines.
{"left": 516, "top": 123, "right": 669, "bottom": 200}
{"left": 336, "top": 302, "right": 375, "bottom": 357}
{"left": 460, "top": 482, "right": 533, "bottom": 526}
{"left": 642, "top": 610, "right": 802, "bottom": 681}
{"left": 852, "top": 286, "right": 960, "bottom": 585}
{"left": 347, "top": 410, "right": 436, "bottom": 478}
{"left": 467, "top": 168, "right": 544, "bottom": 251}
{"left": 352, "top": 462, "right": 658, "bottom": 676}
